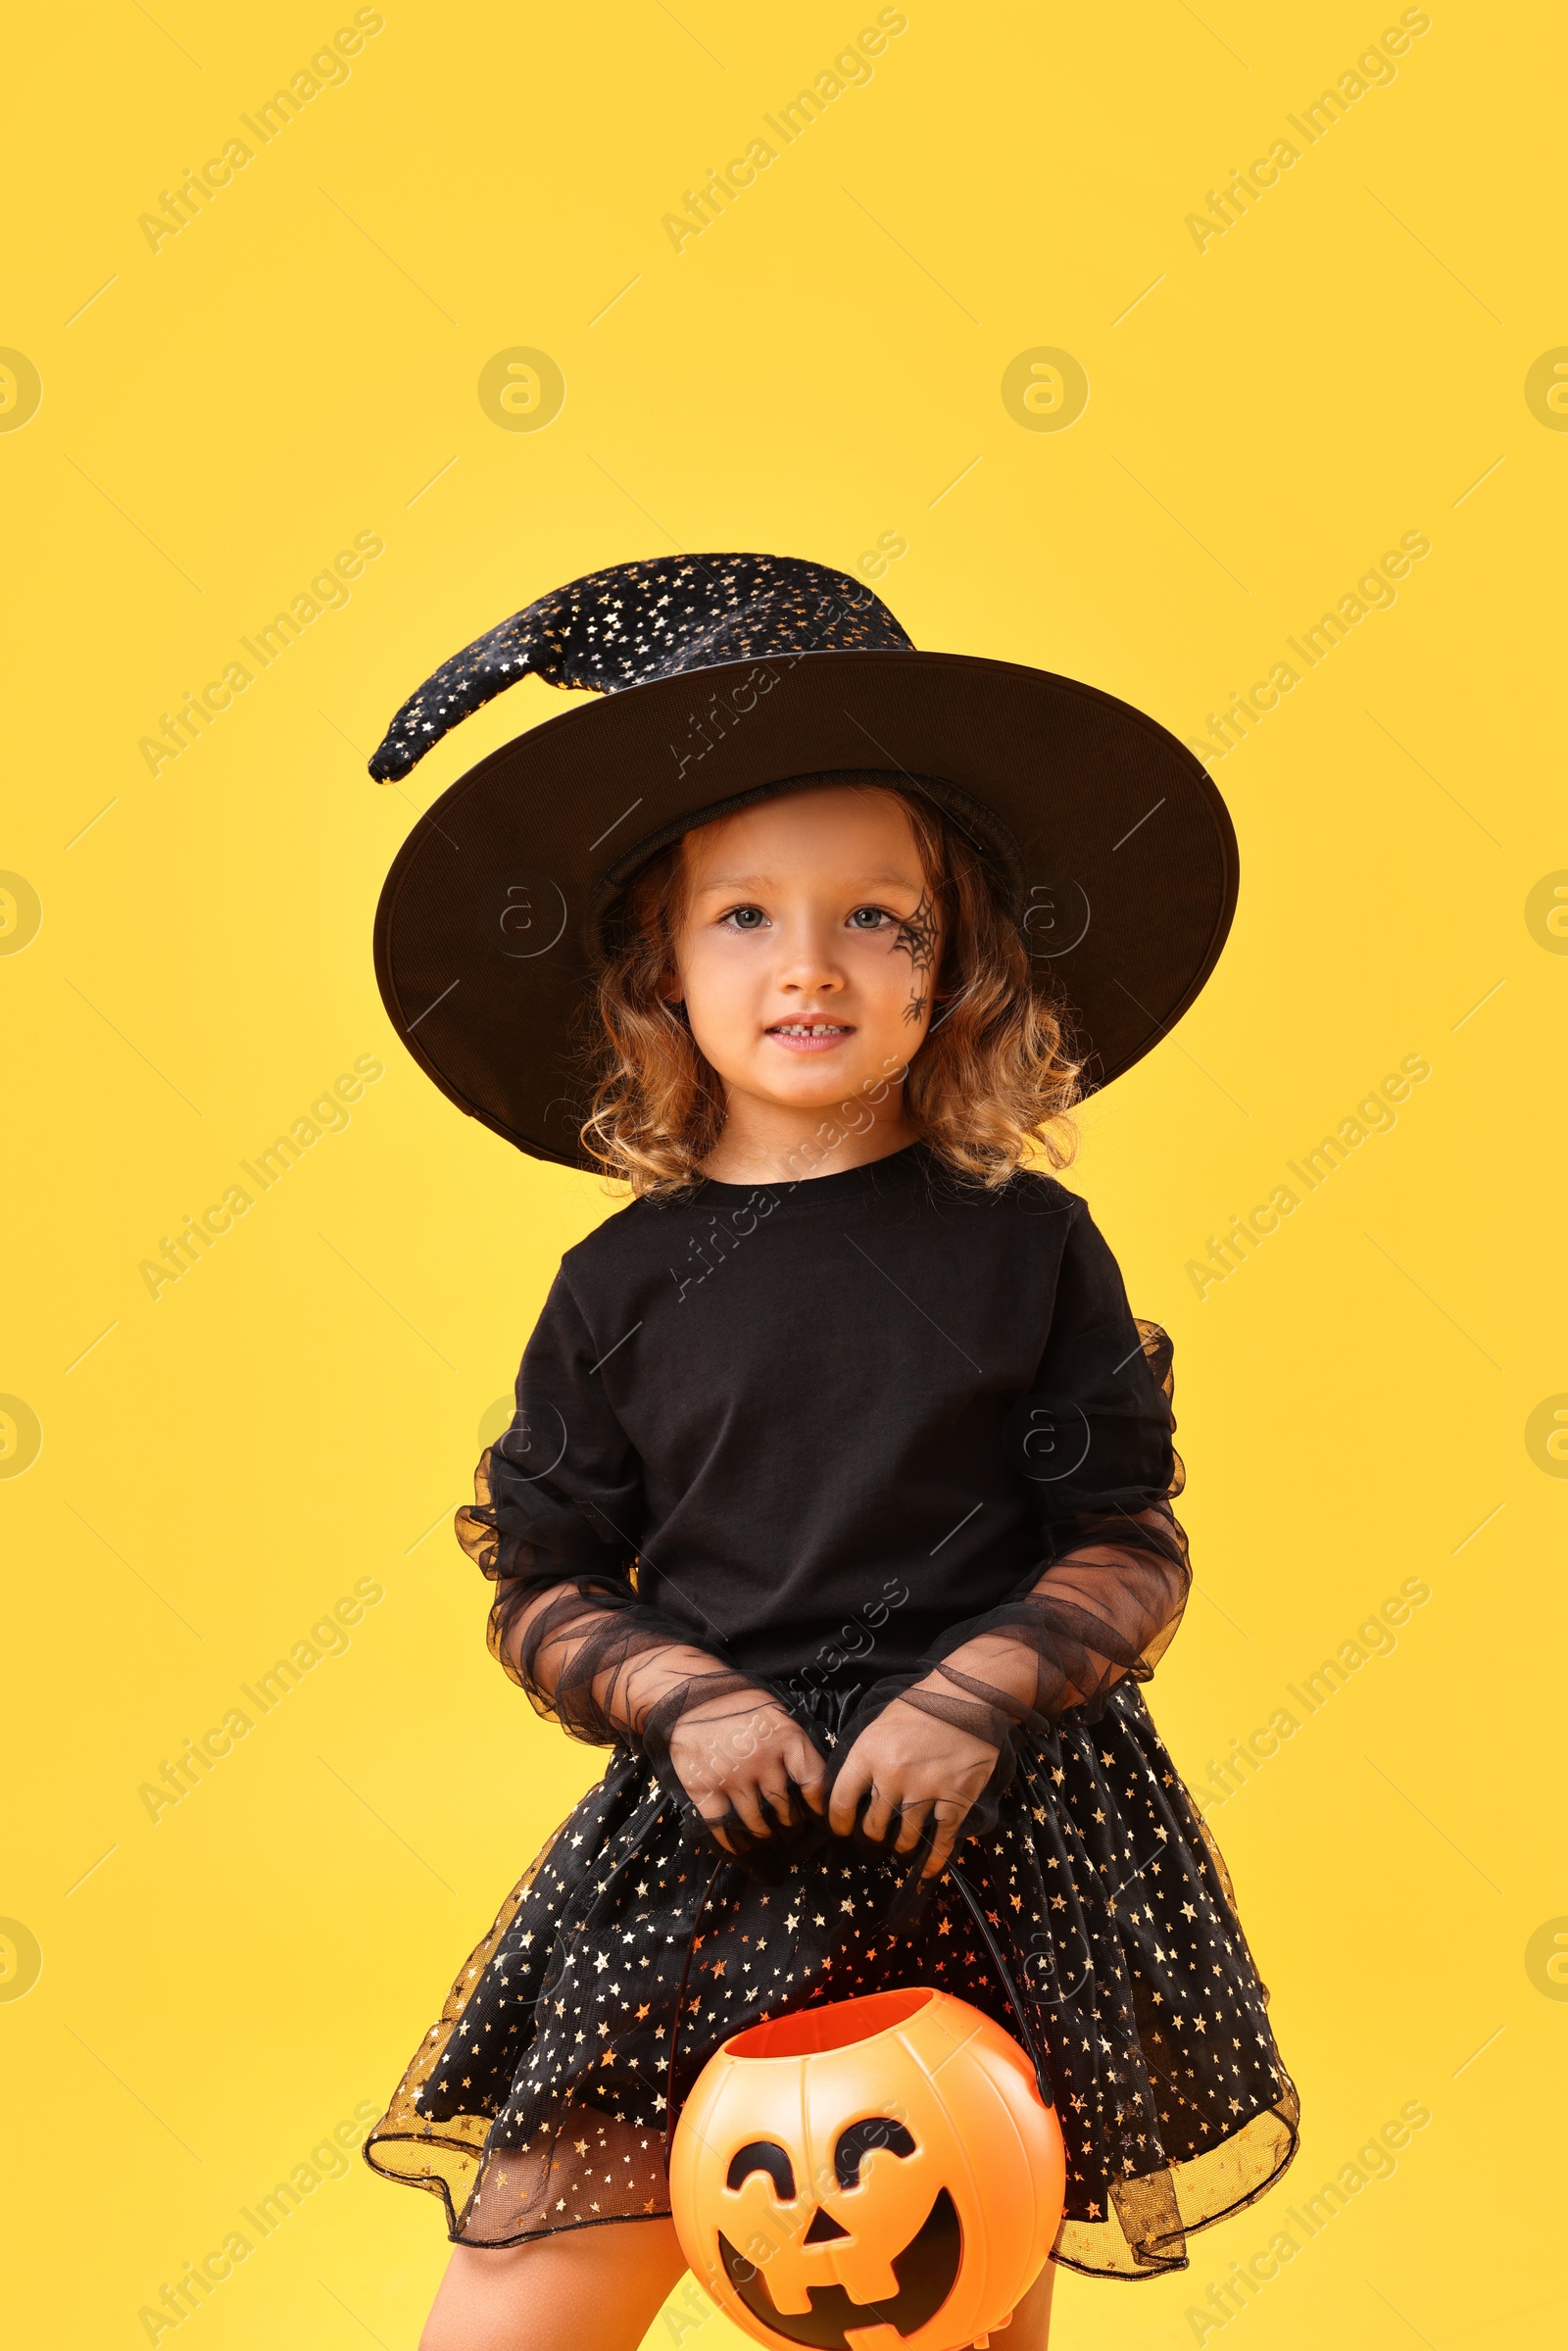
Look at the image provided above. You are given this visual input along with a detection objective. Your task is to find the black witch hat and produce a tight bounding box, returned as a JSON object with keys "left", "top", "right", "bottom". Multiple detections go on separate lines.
{"left": 369, "top": 552, "right": 1237, "bottom": 1169}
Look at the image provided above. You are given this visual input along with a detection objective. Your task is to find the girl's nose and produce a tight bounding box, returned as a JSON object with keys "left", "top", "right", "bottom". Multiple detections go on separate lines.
{"left": 774, "top": 923, "right": 847, "bottom": 995}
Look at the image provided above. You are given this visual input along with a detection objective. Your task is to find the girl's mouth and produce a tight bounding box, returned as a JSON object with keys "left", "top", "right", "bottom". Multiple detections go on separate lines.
{"left": 765, "top": 1021, "right": 854, "bottom": 1054}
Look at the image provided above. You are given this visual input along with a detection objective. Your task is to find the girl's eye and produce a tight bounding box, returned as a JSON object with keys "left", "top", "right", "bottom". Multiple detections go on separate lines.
{"left": 722, "top": 906, "right": 768, "bottom": 932}
{"left": 848, "top": 906, "right": 894, "bottom": 930}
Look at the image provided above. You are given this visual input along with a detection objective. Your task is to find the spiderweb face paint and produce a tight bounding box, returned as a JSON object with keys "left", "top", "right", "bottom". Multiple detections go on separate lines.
{"left": 891, "top": 891, "right": 940, "bottom": 1027}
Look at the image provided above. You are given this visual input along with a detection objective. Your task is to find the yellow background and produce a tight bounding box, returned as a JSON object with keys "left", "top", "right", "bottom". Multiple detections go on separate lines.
{"left": 4, "top": 2, "right": 1563, "bottom": 2343}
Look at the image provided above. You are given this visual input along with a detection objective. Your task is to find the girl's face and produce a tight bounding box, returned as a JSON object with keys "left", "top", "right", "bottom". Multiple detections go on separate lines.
{"left": 666, "top": 786, "right": 941, "bottom": 1126}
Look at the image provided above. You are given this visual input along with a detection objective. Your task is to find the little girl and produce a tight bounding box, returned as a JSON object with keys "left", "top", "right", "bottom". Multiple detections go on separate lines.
{"left": 362, "top": 554, "right": 1298, "bottom": 2350}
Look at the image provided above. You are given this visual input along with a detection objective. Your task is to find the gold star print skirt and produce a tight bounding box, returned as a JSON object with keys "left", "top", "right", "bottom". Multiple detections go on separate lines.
{"left": 364, "top": 1675, "right": 1298, "bottom": 2278}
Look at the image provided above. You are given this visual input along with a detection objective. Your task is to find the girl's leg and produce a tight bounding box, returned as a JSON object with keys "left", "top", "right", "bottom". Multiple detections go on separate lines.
{"left": 1004, "top": 2251, "right": 1057, "bottom": 2350}
{"left": 418, "top": 2216, "right": 689, "bottom": 2351}
{"left": 419, "top": 2217, "right": 1055, "bottom": 2351}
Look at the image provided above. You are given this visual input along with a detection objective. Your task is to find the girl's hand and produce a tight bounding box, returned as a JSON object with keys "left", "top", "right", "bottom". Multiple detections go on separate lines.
{"left": 666, "top": 1689, "right": 828, "bottom": 1852}
{"left": 827, "top": 1695, "right": 1000, "bottom": 1881}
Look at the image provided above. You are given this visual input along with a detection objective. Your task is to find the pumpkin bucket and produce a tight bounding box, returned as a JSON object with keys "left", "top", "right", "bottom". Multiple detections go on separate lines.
{"left": 669, "top": 1985, "right": 1065, "bottom": 2351}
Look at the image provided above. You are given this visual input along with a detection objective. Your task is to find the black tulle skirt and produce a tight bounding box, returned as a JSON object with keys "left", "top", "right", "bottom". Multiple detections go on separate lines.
{"left": 366, "top": 1675, "right": 1298, "bottom": 2279}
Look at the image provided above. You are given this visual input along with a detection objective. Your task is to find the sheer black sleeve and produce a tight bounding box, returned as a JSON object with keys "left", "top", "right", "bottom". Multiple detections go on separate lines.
{"left": 829, "top": 1200, "right": 1192, "bottom": 1831}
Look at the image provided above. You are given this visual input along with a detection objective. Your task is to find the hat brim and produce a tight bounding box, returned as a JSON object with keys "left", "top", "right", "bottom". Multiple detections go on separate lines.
{"left": 372, "top": 649, "right": 1237, "bottom": 1168}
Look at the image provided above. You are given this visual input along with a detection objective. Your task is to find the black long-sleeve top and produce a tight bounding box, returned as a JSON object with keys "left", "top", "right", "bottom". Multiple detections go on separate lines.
{"left": 461, "top": 1144, "right": 1182, "bottom": 1690}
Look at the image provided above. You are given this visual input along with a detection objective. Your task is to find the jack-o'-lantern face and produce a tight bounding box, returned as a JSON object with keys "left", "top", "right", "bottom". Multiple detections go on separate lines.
{"left": 670, "top": 1987, "right": 1065, "bottom": 2351}
{"left": 720, "top": 2116, "right": 959, "bottom": 2348}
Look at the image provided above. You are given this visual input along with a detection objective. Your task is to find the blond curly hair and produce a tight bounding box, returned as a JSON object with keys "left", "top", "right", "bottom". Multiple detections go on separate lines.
{"left": 578, "top": 777, "right": 1082, "bottom": 1198}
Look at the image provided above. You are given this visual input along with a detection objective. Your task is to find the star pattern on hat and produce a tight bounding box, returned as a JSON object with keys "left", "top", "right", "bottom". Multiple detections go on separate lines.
{"left": 368, "top": 552, "right": 914, "bottom": 783}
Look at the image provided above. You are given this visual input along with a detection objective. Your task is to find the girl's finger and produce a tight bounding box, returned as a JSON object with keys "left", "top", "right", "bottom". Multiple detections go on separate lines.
{"left": 921, "top": 1800, "right": 969, "bottom": 1880}
{"left": 858, "top": 1783, "right": 897, "bottom": 1845}
{"left": 785, "top": 1741, "right": 828, "bottom": 1812}
{"left": 757, "top": 1776, "right": 797, "bottom": 1828}
{"left": 695, "top": 1782, "right": 757, "bottom": 1848}
{"left": 922, "top": 1825, "right": 958, "bottom": 1879}
{"left": 694, "top": 1799, "right": 736, "bottom": 1855}
{"left": 723, "top": 1777, "right": 774, "bottom": 1843}
{"left": 892, "top": 1797, "right": 932, "bottom": 1855}
{"left": 827, "top": 1755, "right": 869, "bottom": 1838}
